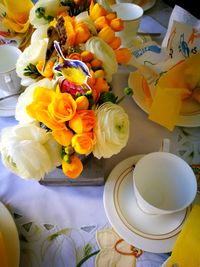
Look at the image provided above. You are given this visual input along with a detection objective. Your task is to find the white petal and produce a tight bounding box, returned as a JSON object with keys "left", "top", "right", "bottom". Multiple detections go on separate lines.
{"left": 96, "top": 229, "right": 119, "bottom": 249}
{"left": 86, "top": 37, "right": 118, "bottom": 82}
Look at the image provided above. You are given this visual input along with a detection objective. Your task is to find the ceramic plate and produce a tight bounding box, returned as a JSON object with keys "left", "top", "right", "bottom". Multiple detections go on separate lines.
{"left": 0, "top": 90, "right": 17, "bottom": 117}
{"left": 132, "top": 0, "right": 156, "bottom": 11}
{"left": 0, "top": 201, "right": 20, "bottom": 267}
{"left": 128, "top": 71, "right": 200, "bottom": 127}
{"left": 103, "top": 155, "right": 191, "bottom": 253}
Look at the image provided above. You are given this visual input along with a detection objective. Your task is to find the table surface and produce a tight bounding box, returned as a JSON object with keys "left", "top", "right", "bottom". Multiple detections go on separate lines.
{"left": 0, "top": 1, "right": 200, "bottom": 267}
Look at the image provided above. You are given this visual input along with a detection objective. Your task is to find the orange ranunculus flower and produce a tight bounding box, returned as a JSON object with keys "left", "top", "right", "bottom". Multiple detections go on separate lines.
{"left": 52, "top": 126, "right": 74, "bottom": 146}
{"left": 93, "top": 77, "right": 109, "bottom": 94}
{"left": 75, "top": 22, "right": 91, "bottom": 45}
{"left": 110, "top": 18, "right": 124, "bottom": 32}
{"left": 64, "top": 16, "right": 76, "bottom": 46}
{"left": 90, "top": 3, "right": 107, "bottom": 21}
{"left": 114, "top": 48, "right": 132, "bottom": 64}
{"left": 94, "top": 16, "right": 108, "bottom": 30}
{"left": 98, "top": 25, "right": 115, "bottom": 44}
{"left": 49, "top": 92, "right": 77, "bottom": 123}
{"left": 69, "top": 110, "right": 96, "bottom": 134}
{"left": 62, "top": 155, "right": 83, "bottom": 178}
{"left": 71, "top": 132, "right": 93, "bottom": 154}
{"left": 109, "top": 36, "right": 121, "bottom": 50}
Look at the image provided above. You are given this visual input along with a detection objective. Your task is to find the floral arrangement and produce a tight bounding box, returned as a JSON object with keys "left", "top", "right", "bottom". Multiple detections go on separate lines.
{"left": 0, "top": 0, "right": 132, "bottom": 180}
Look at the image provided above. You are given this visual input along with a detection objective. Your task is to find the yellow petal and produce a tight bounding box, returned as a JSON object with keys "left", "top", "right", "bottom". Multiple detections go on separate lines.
{"left": 96, "top": 229, "right": 119, "bottom": 249}
{"left": 33, "top": 87, "right": 54, "bottom": 103}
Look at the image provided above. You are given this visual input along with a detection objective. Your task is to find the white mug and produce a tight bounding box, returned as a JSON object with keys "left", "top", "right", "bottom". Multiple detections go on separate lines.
{"left": 133, "top": 152, "right": 197, "bottom": 215}
{"left": 0, "top": 45, "right": 22, "bottom": 95}
{"left": 111, "top": 3, "right": 143, "bottom": 49}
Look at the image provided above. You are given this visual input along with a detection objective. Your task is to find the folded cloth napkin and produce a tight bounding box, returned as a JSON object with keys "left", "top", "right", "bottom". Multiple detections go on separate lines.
{"left": 149, "top": 52, "right": 200, "bottom": 131}
{"left": 130, "top": 5, "right": 200, "bottom": 131}
{"left": 0, "top": 0, "right": 33, "bottom": 33}
{"left": 0, "top": 231, "right": 8, "bottom": 267}
{"left": 0, "top": 0, "right": 33, "bottom": 48}
{"left": 168, "top": 204, "right": 200, "bottom": 267}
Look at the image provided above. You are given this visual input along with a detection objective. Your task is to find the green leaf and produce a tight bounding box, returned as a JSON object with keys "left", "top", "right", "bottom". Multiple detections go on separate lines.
{"left": 23, "top": 63, "right": 41, "bottom": 79}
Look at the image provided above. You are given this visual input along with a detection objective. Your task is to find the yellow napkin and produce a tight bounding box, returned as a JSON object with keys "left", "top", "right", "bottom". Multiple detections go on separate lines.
{"left": 1, "top": 0, "right": 33, "bottom": 33}
{"left": 0, "top": 231, "right": 8, "bottom": 267}
{"left": 168, "top": 205, "right": 200, "bottom": 267}
{"left": 149, "top": 52, "right": 200, "bottom": 131}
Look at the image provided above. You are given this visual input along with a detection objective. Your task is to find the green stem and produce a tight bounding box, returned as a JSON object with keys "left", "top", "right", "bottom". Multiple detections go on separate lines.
{"left": 76, "top": 250, "right": 100, "bottom": 267}
{"left": 116, "top": 95, "right": 125, "bottom": 104}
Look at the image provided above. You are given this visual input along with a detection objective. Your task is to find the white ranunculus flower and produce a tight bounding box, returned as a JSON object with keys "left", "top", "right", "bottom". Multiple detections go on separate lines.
{"left": 29, "top": 0, "right": 66, "bottom": 28}
{"left": 0, "top": 124, "right": 62, "bottom": 180}
{"left": 16, "top": 38, "right": 48, "bottom": 84}
{"left": 31, "top": 24, "right": 49, "bottom": 43}
{"left": 85, "top": 37, "right": 118, "bottom": 82}
{"left": 93, "top": 102, "right": 129, "bottom": 159}
{"left": 15, "top": 78, "right": 57, "bottom": 124}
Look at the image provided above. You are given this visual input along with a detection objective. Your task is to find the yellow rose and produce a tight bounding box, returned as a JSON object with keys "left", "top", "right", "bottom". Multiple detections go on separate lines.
{"left": 49, "top": 92, "right": 77, "bottom": 123}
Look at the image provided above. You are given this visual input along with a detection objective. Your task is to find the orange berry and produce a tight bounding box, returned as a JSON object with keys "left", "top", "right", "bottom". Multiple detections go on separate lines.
{"left": 81, "top": 50, "right": 94, "bottom": 62}
{"left": 94, "top": 69, "right": 105, "bottom": 79}
{"left": 90, "top": 3, "right": 107, "bottom": 21}
{"left": 90, "top": 58, "right": 103, "bottom": 70}
{"left": 85, "top": 62, "right": 92, "bottom": 69}
{"left": 114, "top": 48, "right": 132, "bottom": 64}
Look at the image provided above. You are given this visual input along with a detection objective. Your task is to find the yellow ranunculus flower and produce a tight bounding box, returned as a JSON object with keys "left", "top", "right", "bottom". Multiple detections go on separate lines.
{"left": 71, "top": 133, "right": 93, "bottom": 154}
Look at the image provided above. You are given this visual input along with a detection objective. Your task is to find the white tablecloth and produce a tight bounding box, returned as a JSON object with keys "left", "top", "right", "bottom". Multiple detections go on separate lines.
{"left": 0, "top": 1, "right": 200, "bottom": 266}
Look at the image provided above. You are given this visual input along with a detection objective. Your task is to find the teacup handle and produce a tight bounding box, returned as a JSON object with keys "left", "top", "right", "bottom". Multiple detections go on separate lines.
{"left": 160, "top": 138, "right": 170, "bottom": 153}
{"left": 4, "top": 73, "right": 13, "bottom": 92}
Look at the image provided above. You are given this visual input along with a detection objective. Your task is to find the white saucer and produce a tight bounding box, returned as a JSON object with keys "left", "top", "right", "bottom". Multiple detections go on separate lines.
{"left": 132, "top": 0, "right": 156, "bottom": 11}
{"left": 128, "top": 71, "right": 200, "bottom": 127}
{"left": 161, "top": 257, "right": 170, "bottom": 267}
{"left": 103, "top": 155, "right": 191, "bottom": 253}
{"left": 0, "top": 201, "right": 20, "bottom": 267}
{"left": 0, "top": 89, "right": 18, "bottom": 117}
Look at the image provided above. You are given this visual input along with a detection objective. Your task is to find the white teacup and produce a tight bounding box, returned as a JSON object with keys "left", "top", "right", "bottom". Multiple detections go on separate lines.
{"left": 0, "top": 45, "right": 22, "bottom": 95}
{"left": 133, "top": 152, "right": 197, "bottom": 215}
{"left": 111, "top": 3, "right": 143, "bottom": 49}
